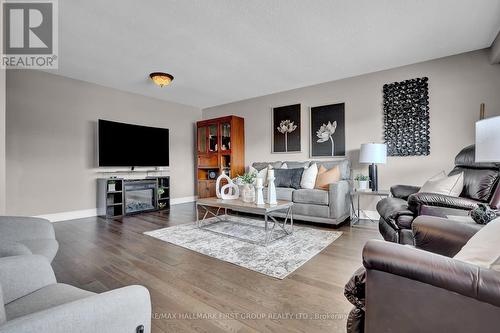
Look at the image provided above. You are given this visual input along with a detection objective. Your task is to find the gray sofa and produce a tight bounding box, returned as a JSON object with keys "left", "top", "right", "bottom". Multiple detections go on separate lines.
{"left": 252, "top": 159, "right": 351, "bottom": 225}
{"left": 0, "top": 216, "right": 58, "bottom": 262}
{"left": 0, "top": 254, "right": 152, "bottom": 333}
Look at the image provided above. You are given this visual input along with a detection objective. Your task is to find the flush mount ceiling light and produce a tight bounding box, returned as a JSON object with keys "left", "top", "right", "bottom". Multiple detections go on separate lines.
{"left": 149, "top": 72, "right": 174, "bottom": 87}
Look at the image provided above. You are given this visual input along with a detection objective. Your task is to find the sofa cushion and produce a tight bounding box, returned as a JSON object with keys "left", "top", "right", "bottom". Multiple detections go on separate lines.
{"left": 18, "top": 239, "right": 59, "bottom": 262}
{"left": 283, "top": 161, "right": 310, "bottom": 169}
{"left": 292, "top": 203, "right": 329, "bottom": 218}
{"left": 274, "top": 168, "right": 304, "bottom": 189}
{"left": 310, "top": 159, "right": 350, "bottom": 180}
{"left": 263, "top": 187, "right": 294, "bottom": 201}
{"left": 293, "top": 189, "right": 329, "bottom": 206}
{"left": 5, "top": 283, "right": 94, "bottom": 320}
{"left": 315, "top": 165, "right": 340, "bottom": 190}
{"left": 248, "top": 165, "right": 268, "bottom": 185}
{"left": 454, "top": 217, "right": 500, "bottom": 272}
{"left": 0, "top": 241, "right": 32, "bottom": 258}
{"left": 252, "top": 161, "right": 282, "bottom": 171}
{"left": 419, "top": 172, "right": 464, "bottom": 197}
{"left": 300, "top": 163, "right": 318, "bottom": 189}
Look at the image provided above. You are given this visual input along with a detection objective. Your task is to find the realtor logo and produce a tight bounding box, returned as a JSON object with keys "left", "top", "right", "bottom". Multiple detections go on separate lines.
{"left": 1, "top": 0, "right": 58, "bottom": 68}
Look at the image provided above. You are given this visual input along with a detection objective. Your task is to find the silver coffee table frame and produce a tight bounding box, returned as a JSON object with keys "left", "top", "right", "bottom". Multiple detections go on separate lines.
{"left": 195, "top": 198, "right": 294, "bottom": 246}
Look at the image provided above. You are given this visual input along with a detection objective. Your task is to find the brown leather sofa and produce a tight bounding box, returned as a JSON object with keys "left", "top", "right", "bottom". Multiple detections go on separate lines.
{"left": 345, "top": 216, "right": 500, "bottom": 333}
{"left": 377, "top": 145, "right": 500, "bottom": 244}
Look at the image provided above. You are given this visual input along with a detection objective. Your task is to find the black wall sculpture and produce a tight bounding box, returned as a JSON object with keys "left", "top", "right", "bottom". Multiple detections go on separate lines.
{"left": 383, "top": 77, "right": 430, "bottom": 156}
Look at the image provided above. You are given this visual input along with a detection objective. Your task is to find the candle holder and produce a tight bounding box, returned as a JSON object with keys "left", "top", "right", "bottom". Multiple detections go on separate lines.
{"left": 255, "top": 184, "right": 265, "bottom": 205}
{"left": 267, "top": 176, "right": 277, "bottom": 205}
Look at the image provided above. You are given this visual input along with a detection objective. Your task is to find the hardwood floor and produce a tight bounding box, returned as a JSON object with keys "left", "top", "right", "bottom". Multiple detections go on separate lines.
{"left": 52, "top": 203, "right": 381, "bottom": 333}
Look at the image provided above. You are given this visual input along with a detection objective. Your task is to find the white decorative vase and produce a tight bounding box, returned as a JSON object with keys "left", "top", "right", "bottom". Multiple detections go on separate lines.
{"left": 241, "top": 183, "right": 255, "bottom": 203}
{"left": 357, "top": 180, "right": 369, "bottom": 191}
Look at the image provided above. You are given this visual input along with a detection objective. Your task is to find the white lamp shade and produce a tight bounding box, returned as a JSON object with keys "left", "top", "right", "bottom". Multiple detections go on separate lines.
{"left": 476, "top": 116, "right": 500, "bottom": 162}
{"left": 359, "top": 143, "right": 387, "bottom": 164}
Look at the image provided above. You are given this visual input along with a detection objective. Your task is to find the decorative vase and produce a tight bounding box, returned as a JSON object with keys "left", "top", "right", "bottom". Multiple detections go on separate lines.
{"left": 108, "top": 183, "right": 116, "bottom": 192}
{"left": 241, "top": 183, "right": 255, "bottom": 203}
{"left": 357, "top": 180, "right": 369, "bottom": 191}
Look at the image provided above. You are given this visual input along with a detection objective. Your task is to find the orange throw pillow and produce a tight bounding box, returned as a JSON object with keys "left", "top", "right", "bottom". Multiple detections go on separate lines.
{"left": 315, "top": 165, "right": 341, "bottom": 190}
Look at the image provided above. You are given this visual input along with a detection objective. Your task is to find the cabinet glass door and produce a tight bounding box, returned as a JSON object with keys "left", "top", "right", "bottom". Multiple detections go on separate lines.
{"left": 197, "top": 126, "right": 207, "bottom": 153}
{"left": 220, "top": 122, "right": 231, "bottom": 151}
{"left": 208, "top": 124, "right": 218, "bottom": 152}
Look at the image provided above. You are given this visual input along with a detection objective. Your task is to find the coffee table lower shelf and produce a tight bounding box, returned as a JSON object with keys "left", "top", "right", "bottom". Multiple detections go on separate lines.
{"left": 195, "top": 198, "right": 294, "bottom": 246}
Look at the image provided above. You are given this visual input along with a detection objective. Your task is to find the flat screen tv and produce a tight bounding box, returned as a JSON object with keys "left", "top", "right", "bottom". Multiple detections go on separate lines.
{"left": 98, "top": 119, "right": 169, "bottom": 167}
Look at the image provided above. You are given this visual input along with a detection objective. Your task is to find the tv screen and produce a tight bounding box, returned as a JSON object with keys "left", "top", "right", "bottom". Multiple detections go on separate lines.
{"left": 98, "top": 119, "right": 169, "bottom": 167}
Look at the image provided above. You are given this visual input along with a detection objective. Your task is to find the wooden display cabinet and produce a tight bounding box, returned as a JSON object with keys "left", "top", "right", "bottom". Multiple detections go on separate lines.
{"left": 196, "top": 116, "right": 244, "bottom": 198}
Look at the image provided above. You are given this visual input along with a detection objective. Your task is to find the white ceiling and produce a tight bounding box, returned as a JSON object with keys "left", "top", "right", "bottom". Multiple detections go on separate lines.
{"left": 49, "top": 0, "right": 500, "bottom": 108}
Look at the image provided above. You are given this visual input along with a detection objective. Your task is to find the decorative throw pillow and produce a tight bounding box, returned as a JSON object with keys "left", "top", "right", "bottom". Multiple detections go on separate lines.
{"left": 315, "top": 165, "right": 341, "bottom": 190}
{"left": 300, "top": 163, "right": 318, "bottom": 189}
{"left": 454, "top": 217, "right": 500, "bottom": 272}
{"left": 274, "top": 168, "right": 304, "bottom": 189}
{"left": 280, "top": 163, "right": 288, "bottom": 169}
{"left": 419, "top": 172, "right": 464, "bottom": 197}
{"left": 248, "top": 165, "right": 268, "bottom": 185}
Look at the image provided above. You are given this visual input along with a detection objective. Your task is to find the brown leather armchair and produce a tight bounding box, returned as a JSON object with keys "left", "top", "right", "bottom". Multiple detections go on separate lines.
{"left": 345, "top": 216, "right": 499, "bottom": 333}
{"left": 377, "top": 145, "right": 500, "bottom": 244}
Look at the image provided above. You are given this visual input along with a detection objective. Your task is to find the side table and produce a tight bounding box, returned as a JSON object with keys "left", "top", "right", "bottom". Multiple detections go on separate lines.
{"left": 350, "top": 190, "right": 390, "bottom": 225}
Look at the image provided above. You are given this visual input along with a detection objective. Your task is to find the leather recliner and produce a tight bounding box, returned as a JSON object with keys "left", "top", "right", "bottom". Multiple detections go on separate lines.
{"left": 345, "top": 216, "right": 494, "bottom": 333}
{"left": 377, "top": 144, "right": 500, "bottom": 244}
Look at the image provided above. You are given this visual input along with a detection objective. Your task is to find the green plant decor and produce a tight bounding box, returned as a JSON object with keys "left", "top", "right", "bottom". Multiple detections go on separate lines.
{"left": 354, "top": 174, "right": 370, "bottom": 181}
{"left": 157, "top": 187, "right": 165, "bottom": 197}
{"left": 237, "top": 172, "right": 257, "bottom": 184}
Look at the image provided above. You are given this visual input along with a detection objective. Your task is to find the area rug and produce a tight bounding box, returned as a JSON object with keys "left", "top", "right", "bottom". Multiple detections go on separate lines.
{"left": 144, "top": 216, "right": 342, "bottom": 279}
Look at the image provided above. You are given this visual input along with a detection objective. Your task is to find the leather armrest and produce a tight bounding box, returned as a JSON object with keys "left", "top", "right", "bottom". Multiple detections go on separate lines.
{"left": 390, "top": 185, "right": 420, "bottom": 200}
{"left": 344, "top": 267, "right": 366, "bottom": 310}
{"left": 412, "top": 216, "right": 481, "bottom": 257}
{"left": 363, "top": 240, "right": 500, "bottom": 308}
{"left": 408, "top": 192, "right": 479, "bottom": 213}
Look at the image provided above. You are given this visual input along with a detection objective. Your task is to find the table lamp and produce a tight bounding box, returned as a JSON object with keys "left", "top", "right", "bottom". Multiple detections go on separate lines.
{"left": 475, "top": 116, "right": 500, "bottom": 162}
{"left": 359, "top": 143, "right": 387, "bottom": 191}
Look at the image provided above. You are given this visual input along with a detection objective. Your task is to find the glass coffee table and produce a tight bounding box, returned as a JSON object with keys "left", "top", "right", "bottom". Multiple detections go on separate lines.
{"left": 195, "top": 197, "right": 294, "bottom": 246}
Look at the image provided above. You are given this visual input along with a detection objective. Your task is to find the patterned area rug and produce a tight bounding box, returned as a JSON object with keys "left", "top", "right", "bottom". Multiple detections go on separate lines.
{"left": 144, "top": 216, "right": 342, "bottom": 279}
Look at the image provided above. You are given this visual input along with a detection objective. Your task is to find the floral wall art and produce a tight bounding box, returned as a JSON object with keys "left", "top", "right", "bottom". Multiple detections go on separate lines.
{"left": 272, "top": 104, "right": 301, "bottom": 153}
{"left": 310, "top": 103, "right": 345, "bottom": 157}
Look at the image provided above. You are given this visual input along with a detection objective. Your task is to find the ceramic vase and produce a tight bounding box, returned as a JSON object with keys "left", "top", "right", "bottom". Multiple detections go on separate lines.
{"left": 241, "top": 183, "right": 255, "bottom": 203}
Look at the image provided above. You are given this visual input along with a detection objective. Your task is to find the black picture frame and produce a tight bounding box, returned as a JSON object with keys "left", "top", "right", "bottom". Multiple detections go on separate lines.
{"left": 272, "top": 104, "right": 301, "bottom": 153}
{"left": 310, "top": 103, "right": 345, "bottom": 157}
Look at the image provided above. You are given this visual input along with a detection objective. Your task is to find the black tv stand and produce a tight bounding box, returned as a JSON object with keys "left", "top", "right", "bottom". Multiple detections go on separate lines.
{"left": 97, "top": 176, "right": 170, "bottom": 218}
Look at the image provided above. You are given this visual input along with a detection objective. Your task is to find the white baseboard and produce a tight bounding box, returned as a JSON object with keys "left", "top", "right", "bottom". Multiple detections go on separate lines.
{"left": 34, "top": 208, "right": 98, "bottom": 223}
{"left": 170, "top": 196, "right": 197, "bottom": 205}
{"left": 34, "top": 196, "right": 197, "bottom": 222}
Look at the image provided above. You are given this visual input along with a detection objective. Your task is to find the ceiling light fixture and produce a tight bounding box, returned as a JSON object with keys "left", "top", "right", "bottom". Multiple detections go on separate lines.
{"left": 149, "top": 72, "right": 174, "bottom": 87}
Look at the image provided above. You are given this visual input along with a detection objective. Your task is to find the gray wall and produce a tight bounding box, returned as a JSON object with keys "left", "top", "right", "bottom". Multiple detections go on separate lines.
{"left": 6, "top": 70, "right": 200, "bottom": 216}
{"left": 204, "top": 49, "right": 500, "bottom": 212}
{"left": 0, "top": 69, "right": 5, "bottom": 214}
